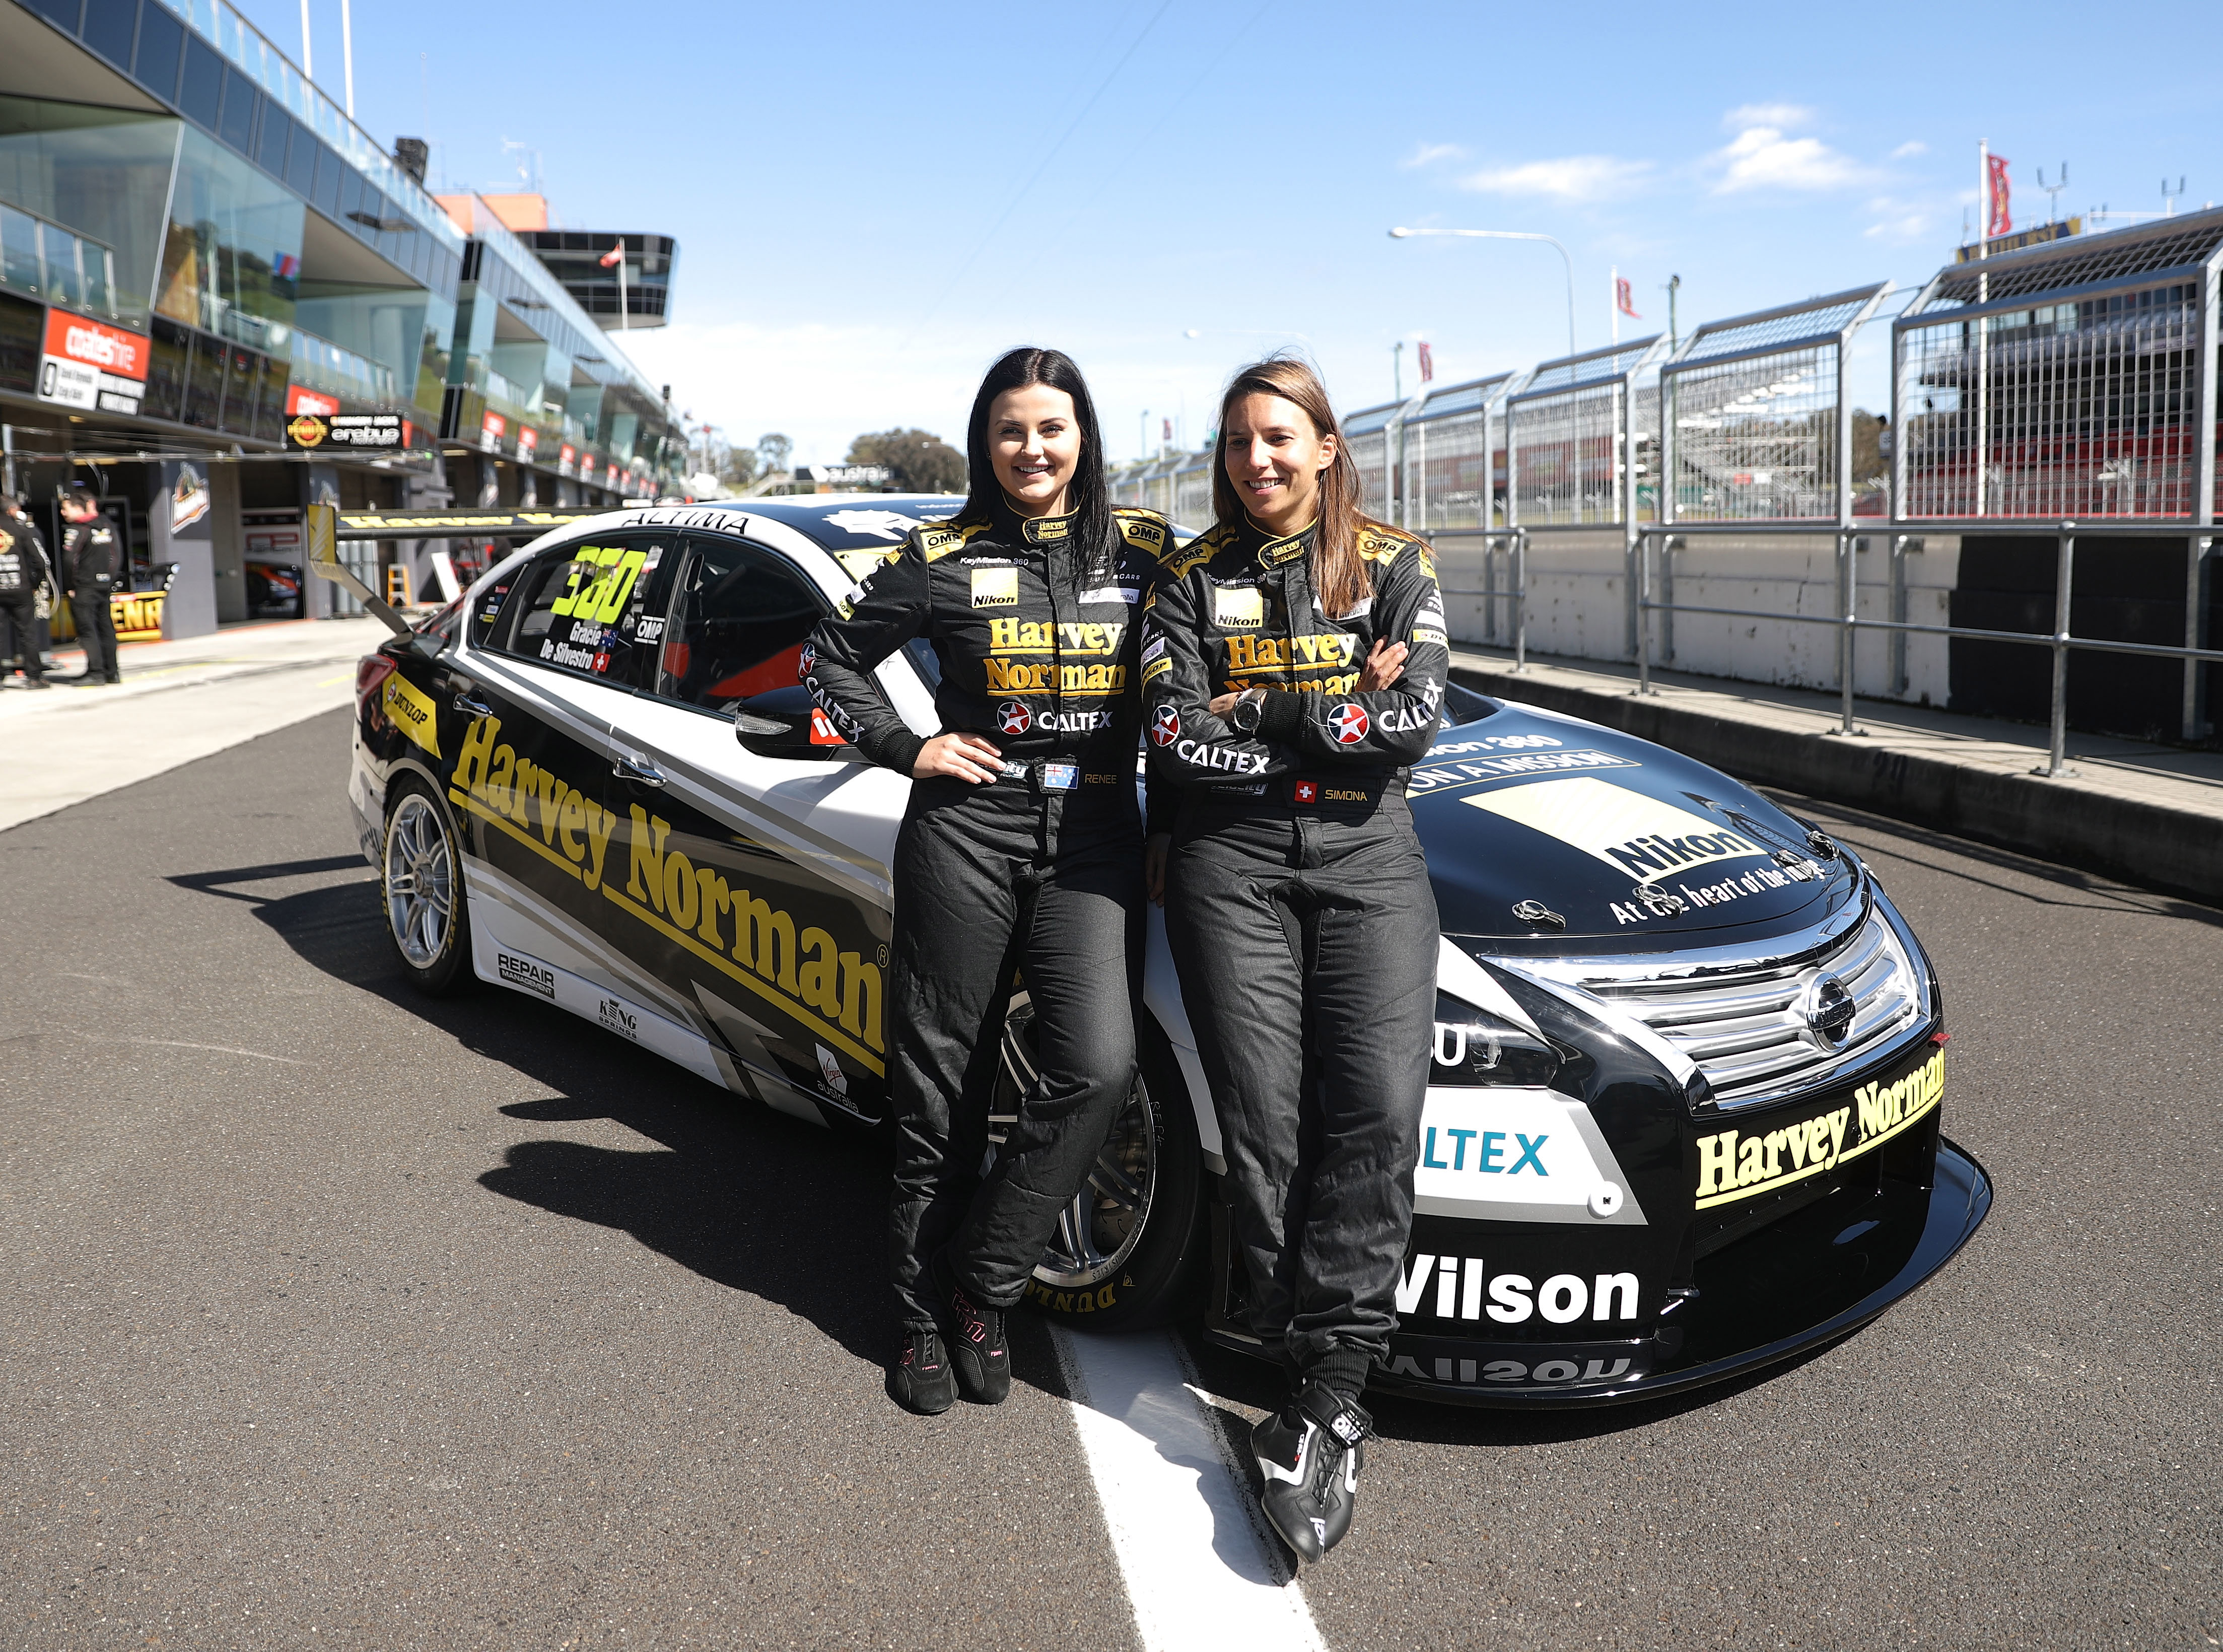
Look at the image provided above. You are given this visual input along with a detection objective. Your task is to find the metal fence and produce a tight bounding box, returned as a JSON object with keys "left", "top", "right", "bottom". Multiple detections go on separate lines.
{"left": 1894, "top": 212, "right": 2223, "bottom": 522}
{"left": 1401, "top": 372, "right": 1520, "bottom": 532}
{"left": 1662, "top": 284, "right": 1891, "bottom": 524}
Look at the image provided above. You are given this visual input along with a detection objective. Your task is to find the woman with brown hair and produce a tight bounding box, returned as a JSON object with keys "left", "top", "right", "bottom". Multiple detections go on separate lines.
{"left": 1140, "top": 355, "right": 1447, "bottom": 1560}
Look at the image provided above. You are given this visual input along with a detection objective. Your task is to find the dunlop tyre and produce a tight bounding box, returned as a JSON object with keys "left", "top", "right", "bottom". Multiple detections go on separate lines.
{"left": 1023, "top": 1015, "right": 1206, "bottom": 1333}
{"left": 382, "top": 774, "right": 474, "bottom": 996}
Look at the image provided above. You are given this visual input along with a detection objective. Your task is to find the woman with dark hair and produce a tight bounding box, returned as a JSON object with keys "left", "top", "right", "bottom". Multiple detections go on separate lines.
{"left": 805, "top": 347, "right": 1171, "bottom": 1414}
{"left": 1141, "top": 355, "right": 1446, "bottom": 1560}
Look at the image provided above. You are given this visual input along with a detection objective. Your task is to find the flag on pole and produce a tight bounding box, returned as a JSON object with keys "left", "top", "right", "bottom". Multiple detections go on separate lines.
{"left": 1162, "top": 417, "right": 1172, "bottom": 443}
{"left": 1986, "top": 155, "right": 2012, "bottom": 238}
{"left": 1418, "top": 340, "right": 1434, "bottom": 383}
{"left": 1616, "top": 278, "right": 1641, "bottom": 320}
{"left": 598, "top": 240, "right": 624, "bottom": 268}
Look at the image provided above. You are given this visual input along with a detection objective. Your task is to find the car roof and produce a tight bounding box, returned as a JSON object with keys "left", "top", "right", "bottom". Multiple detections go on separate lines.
{"left": 722, "top": 494, "right": 964, "bottom": 553}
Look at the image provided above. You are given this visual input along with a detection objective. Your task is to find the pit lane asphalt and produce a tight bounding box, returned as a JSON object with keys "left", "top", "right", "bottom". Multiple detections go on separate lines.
{"left": 2, "top": 708, "right": 2217, "bottom": 1649}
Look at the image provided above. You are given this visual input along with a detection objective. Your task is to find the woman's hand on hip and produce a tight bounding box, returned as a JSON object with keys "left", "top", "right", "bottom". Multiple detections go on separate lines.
{"left": 1145, "top": 833, "right": 1171, "bottom": 907}
{"left": 1357, "top": 639, "right": 1408, "bottom": 692}
{"left": 911, "top": 732, "right": 1004, "bottom": 784}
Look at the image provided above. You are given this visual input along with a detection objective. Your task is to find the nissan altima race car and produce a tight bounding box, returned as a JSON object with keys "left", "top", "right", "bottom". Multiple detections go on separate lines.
{"left": 341, "top": 494, "right": 1990, "bottom": 1406}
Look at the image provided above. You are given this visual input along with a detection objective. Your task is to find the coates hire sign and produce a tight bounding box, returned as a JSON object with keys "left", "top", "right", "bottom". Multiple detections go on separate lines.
{"left": 37, "top": 311, "right": 149, "bottom": 416}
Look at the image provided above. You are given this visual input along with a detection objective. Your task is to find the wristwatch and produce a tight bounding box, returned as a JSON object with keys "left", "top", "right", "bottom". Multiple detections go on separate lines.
{"left": 1228, "top": 687, "right": 1267, "bottom": 735}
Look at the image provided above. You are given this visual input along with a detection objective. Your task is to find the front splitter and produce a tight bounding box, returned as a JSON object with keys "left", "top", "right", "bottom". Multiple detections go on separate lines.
{"left": 1360, "top": 1138, "right": 1992, "bottom": 1408}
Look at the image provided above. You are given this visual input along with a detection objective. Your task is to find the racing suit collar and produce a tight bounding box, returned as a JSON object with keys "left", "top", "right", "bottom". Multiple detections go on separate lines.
{"left": 1236, "top": 512, "right": 1317, "bottom": 570}
{"left": 991, "top": 492, "right": 1079, "bottom": 547}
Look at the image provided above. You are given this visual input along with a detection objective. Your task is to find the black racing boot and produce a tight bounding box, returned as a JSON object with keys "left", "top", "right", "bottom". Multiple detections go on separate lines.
{"left": 1252, "top": 1383, "right": 1371, "bottom": 1562}
{"left": 945, "top": 1279, "right": 1010, "bottom": 1405}
{"left": 889, "top": 1328, "right": 957, "bottom": 1415}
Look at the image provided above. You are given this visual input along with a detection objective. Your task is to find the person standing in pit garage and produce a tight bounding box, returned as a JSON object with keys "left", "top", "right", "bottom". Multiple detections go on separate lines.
{"left": 60, "top": 484, "right": 123, "bottom": 686}
{"left": 0, "top": 495, "right": 56, "bottom": 689}
{"left": 1141, "top": 355, "right": 1447, "bottom": 1562}
{"left": 804, "top": 347, "right": 1171, "bottom": 1414}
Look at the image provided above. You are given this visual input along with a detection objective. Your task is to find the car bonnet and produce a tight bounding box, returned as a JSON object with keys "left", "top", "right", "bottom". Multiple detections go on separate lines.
{"left": 1411, "top": 702, "right": 1858, "bottom": 943}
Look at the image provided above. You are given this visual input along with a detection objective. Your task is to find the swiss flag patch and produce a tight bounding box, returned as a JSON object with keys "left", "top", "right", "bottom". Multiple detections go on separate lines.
{"left": 1293, "top": 781, "right": 1318, "bottom": 803}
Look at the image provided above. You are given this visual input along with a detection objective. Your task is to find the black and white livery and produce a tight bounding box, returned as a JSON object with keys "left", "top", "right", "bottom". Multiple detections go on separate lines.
{"left": 345, "top": 494, "right": 1990, "bottom": 1405}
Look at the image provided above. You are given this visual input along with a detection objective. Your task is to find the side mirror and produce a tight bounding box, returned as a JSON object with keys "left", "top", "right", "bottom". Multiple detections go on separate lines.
{"left": 730, "top": 685, "right": 859, "bottom": 762}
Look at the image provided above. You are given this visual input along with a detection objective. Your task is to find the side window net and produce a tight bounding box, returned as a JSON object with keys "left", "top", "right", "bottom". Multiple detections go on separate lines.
{"left": 655, "top": 536, "right": 829, "bottom": 711}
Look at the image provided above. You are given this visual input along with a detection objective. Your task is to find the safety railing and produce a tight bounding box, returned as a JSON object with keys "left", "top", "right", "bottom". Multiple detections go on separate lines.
{"left": 1425, "top": 525, "right": 1529, "bottom": 670}
{"left": 1628, "top": 519, "right": 2220, "bottom": 774}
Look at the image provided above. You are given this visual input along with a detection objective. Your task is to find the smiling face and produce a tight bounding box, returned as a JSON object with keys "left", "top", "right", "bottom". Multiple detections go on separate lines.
{"left": 1222, "top": 392, "right": 1337, "bottom": 536}
{"left": 988, "top": 384, "right": 1083, "bottom": 518}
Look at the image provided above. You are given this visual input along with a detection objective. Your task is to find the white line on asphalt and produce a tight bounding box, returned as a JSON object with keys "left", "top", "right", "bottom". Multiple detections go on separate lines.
{"left": 1054, "top": 1326, "right": 1326, "bottom": 1652}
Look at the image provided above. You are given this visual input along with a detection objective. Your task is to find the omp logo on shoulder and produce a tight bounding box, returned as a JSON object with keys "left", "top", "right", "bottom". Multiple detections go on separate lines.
{"left": 1463, "top": 775, "right": 1766, "bottom": 879}
{"left": 497, "top": 949, "right": 555, "bottom": 998}
{"left": 380, "top": 672, "right": 440, "bottom": 758}
{"left": 1694, "top": 1047, "right": 1944, "bottom": 1210}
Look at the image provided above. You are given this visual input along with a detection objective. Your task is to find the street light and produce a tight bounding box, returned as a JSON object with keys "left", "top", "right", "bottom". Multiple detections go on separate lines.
{"left": 1388, "top": 227, "right": 1578, "bottom": 363}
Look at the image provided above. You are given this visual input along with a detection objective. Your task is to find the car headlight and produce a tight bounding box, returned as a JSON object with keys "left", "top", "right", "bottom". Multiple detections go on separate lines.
{"left": 1430, "top": 991, "right": 1563, "bottom": 1087}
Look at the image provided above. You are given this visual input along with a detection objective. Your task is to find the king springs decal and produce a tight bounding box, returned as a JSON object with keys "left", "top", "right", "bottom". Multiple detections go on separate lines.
{"left": 449, "top": 717, "right": 884, "bottom": 1074}
{"left": 1693, "top": 1048, "right": 1944, "bottom": 1210}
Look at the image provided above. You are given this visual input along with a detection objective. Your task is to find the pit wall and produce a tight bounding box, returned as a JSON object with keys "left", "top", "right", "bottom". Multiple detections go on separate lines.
{"left": 1434, "top": 530, "right": 1965, "bottom": 708}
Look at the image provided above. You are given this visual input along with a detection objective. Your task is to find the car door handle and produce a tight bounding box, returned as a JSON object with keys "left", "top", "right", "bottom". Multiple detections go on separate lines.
{"left": 612, "top": 755, "right": 667, "bottom": 788}
{"left": 452, "top": 692, "right": 494, "bottom": 716}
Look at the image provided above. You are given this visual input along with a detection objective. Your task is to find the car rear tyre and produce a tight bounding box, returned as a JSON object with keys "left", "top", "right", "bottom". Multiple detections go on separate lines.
{"left": 993, "top": 992, "right": 1207, "bottom": 1331}
{"left": 383, "top": 777, "right": 472, "bottom": 996}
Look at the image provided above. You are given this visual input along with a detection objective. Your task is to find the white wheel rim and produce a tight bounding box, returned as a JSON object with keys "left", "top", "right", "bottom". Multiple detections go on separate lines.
{"left": 384, "top": 793, "right": 454, "bottom": 968}
{"left": 993, "top": 992, "right": 1160, "bottom": 1291}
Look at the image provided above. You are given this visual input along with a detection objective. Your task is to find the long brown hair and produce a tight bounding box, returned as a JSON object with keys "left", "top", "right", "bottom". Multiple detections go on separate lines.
{"left": 1210, "top": 355, "right": 1372, "bottom": 618}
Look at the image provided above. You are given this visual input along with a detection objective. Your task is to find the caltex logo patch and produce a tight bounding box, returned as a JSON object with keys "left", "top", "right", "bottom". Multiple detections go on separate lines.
{"left": 1329, "top": 703, "right": 1370, "bottom": 744}
{"left": 797, "top": 642, "right": 817, "bottom": 679}
{"left": 1151, "top": 706, "right": 1180, "bottom": 746}
{"left": 996, "top": 700, "right": 1032, "bottom": 736}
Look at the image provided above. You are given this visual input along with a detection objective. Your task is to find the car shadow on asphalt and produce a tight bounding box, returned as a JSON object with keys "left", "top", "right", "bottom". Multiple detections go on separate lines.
{"left": 168, "top": 854, "right": 1079, "bottom": 1393}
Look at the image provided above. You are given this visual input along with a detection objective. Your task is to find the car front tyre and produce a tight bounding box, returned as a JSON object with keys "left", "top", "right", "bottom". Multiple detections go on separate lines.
{"left": 998, "top": 997, "right": 1207, "bottom": 1331}
{"left": 382, "top": 776, "right": 473, "bottom": 995}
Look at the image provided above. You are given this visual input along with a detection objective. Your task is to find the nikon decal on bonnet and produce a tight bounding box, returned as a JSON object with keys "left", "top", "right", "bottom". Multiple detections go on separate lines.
{"left": 1464, "top": 776, "right": 1771, "bottom": 881}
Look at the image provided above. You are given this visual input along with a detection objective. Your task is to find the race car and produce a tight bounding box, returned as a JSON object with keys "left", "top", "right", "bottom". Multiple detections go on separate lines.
{"left": 338, "top": 494, "right": 1990, "bottom": 1406}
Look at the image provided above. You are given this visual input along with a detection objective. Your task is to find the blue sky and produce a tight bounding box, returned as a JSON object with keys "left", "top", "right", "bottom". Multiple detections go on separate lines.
{"left": 250, "top": 0, "right": 2223, "bottom": 469}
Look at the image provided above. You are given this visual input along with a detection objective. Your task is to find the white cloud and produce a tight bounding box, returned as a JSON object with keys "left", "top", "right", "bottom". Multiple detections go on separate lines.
{"left": 1891, "top": 140, "right": 1927, "bottom": 159}
{"left": 1723, "top": 103, "right": 1815, "bottom": 132}
{"left": 1863, "top": 213, "right": 1929, "bottom": 243}
{"left": 1401, "top": 142, "right": 1466, "bottom": 169}
{"left": 1460, "top": 155, "right": 1652, "bottom": 200}
{"left": 1711, "top": 122, "right": 1871, "bottom": 193}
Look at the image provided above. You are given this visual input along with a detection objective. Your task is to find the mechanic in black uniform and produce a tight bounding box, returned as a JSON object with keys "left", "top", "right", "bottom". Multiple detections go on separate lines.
{"left": 0, "top": 495, "right": 56, "bottom": 688}
{"left": 804, "top": 347, "right": 1171, "bottom": 1414}
{"left": 1141, "top": 356, "right": 1446, "bottom": 1561}
{"left": 60, "top": 484, "right": 123, "bottom": 685}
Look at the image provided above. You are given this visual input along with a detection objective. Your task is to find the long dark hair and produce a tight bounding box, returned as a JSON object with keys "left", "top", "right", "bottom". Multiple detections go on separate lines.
{"left": 953, "top": 346, "right": 1114, "bottom": 577}
{"left": 1210, "top": 355, "right": 1372, "bottom": 618}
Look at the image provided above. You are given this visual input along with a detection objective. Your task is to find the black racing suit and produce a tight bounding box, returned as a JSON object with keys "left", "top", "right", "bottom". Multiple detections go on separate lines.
{"left": 804, "top": 498, "right": 1172, "bottom": 1329}
{"left": 1141, "top": 513, "right": 1447, "bottom": 1397}
{"left": 0, "top": 515, "right": 54, "bottom": 680}
{"left": 64, "top": 512, "right": 124, "bottom": 680}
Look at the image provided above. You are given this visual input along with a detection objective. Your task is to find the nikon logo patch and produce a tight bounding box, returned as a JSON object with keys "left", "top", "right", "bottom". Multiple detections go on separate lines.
{"left": 1213, "top": 586, "right": 1263, "bottom": 632}
{"left": 971, "top": 567, "right": 1019, "bottom": 607}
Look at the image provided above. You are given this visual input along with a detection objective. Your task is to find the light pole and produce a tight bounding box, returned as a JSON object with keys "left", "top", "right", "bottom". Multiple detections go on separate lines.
{"left": 1388, "top": 227, "right": 1577, "bottom": 362}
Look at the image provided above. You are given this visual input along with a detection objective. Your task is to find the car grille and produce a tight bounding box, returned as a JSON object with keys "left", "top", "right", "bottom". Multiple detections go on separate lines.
{"left": 1577, "top": 906, "right": 1924, "bottom": 1109}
